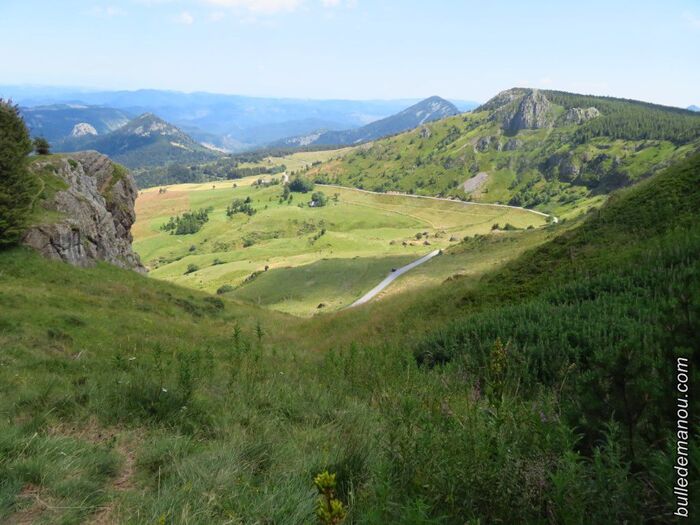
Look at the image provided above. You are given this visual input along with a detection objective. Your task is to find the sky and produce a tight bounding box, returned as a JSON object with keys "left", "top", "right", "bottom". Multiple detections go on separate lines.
{"left": 1, "top": 0, "right": 699, "bottom": 106}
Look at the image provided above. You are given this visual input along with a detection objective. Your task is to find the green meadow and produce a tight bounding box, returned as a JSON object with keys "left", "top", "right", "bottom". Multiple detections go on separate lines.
{"left": 2, "top": 154, "right": 698, "bottom": 524}
{"left": 237, "top": 148, "right": 354, "bottom": 174}
{"left": 133, "top": 176, "right": 547, "bottom": 315}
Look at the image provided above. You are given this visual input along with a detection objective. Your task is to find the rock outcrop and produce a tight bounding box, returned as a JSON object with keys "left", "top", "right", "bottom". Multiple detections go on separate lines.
{"left": 479, "top": 88, "right": 555, "bottom": 133}
{"left": 22, "top": 151, "right": 145, "bottom": 272}
{"left": 474, "top": 136, "right": 501, "bottom": 152}
{"left": 504, "top": 89, "right": 553, "bottom": 132}
{"left": 562, "top": 107, "right": 600, "bottom": 125}
{"left": 71, "top": 122, "right": 98, "bottom": 137}
{"left": 503, "top": 138, "right": 522, "bottom": 151}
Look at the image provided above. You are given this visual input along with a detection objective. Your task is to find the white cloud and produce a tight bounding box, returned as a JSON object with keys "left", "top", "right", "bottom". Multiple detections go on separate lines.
{"left": 683, "top": 12, "right": 700, "bottom": 29}
{"left": 132, "top": 0, "right": 177, "bottom": 5}
{"left": 90, "top": 5, "right": 127, "bottom": 17}
{"left": 209, "top": 11, "right": 226, "bottom": 21}
{"left": 321, "top": 0, "right": 357, "bottom": 8}
{"left": 202, "top": 0, "right": 303, "bottom": 14}
{"left": 177, "top": 10, "right": 195, "bottom": 24}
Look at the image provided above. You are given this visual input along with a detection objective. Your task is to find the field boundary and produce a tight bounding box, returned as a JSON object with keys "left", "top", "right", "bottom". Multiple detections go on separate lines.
{"left": 318, "top": 183, "right": 558, "bottom": 223}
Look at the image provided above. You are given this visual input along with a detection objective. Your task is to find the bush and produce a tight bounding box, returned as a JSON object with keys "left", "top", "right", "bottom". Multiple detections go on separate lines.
{"left": 161, "top": 208, "right": 211, "bottom": 235}
{"left": 310, "top": 191, "right": 328, "bottom": 207}
{"left": 33, "top": 137, "right": 50, "bottom": 155}
{"left": 184, "top": 263, "right": 199, "bottom": 275}
{"left": 226, "top": 197, "right": 256, "bottom": 217}
{"left": 216, "top": 284, "right": 234, "bottom": 295}
{"left": 289, "top": 176, "right": 314, "bottom": 193}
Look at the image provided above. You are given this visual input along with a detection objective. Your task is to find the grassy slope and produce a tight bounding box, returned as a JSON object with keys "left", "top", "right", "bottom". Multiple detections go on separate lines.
{"left": 133, "top": 148, "right": 355, "bottom": 189}
{"left": 1, "top": 154, "right": 698, "bottom": 523}
{"left": 303, "top": 94, "right": 700, "bottom": 220}
{"left": 236, "top": 148, "right": 354, "bottom": 174}
{"left": 134, "top": 175, "right": 545, "bottom": 315}
{"left": 0, "top": 248, "right": 297, "bottom": 524}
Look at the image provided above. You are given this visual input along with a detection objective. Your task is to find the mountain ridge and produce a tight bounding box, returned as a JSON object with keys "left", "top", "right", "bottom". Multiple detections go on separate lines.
{"left": 20, "top": 104, "right": 132, "bottom": 143}
{"left": 273, "top": 96, "right": 460, "bottom": 147}
{"left": 55, "top": 113, "right": 219, "bottom": 168}
{"left": 303, "top": 87, "right": 700, "bottom": 217}
{"left": 3, "top": 85, "right": 479, "bottom": 150}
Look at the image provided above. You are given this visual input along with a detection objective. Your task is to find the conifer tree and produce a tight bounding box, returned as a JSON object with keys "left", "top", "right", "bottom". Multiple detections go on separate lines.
{"left": 0, "top": 100, "right": 36, "bottom": 246}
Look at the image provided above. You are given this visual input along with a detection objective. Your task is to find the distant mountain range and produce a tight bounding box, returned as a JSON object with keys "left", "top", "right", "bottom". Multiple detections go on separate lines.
{"left": 273, "top": 96, "right": 460, "bottom": 148}
{"left": 689, "top": 105, "right": 700, "bottom": 112}
{"left": 20, "top": 104, "right": 132, "bottom": 143}
{"left": 0, "top": 86, "right": 478, "bottom": 151}
{"left": 2, "top": 86, "right": 479, "bottom": 151}
{"left": 55, "top": 113, "right": 219, "bottom": 168}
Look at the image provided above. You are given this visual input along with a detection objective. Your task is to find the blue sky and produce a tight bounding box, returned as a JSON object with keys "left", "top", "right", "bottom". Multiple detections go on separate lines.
{"left": 1, "top": 0, "right": 699, "bottom": 106}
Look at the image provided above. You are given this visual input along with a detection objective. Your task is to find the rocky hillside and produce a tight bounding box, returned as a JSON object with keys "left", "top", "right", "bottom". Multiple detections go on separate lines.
{"left": 22, "top": 152, "right": 145, "bottom": 272}
{"left": 305, "top": 88, "right": 700, "bottom": 218}
{"left": 56, "top": 113, "right": 219, "bottom": 168}
{"left": 275, "top": 96, "right": 460, "bottom": 148}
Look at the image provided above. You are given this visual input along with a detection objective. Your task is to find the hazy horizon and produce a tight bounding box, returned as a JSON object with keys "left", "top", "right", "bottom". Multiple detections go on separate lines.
{"left": 2, "top": 1, "right": 699, "bottom": 108}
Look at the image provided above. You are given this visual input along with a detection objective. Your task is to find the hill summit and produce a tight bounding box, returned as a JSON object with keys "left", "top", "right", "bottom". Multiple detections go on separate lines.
{"left": 275, "top": 96, "right": 460, "bottom": 147}
{"left": 304, "top": 87, "right": 700, "bottom": 214}
{"left": 56, "top": 113, "right": 219, "bottom": 168}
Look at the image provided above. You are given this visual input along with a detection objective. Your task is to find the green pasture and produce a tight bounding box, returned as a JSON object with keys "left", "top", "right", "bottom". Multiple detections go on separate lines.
{"left": 134, "top": 177, "right": 547, "bottom": 315}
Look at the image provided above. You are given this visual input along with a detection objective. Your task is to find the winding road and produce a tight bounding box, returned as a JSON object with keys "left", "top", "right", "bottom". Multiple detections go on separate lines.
{"left": 332, "top": 183, "right": 558, "bottom": 308}
{"left": 349, "top": 250, "right": 441, "bottom": 307}
{"left": 318, "top": 183, "right": 559, "bottom": 223}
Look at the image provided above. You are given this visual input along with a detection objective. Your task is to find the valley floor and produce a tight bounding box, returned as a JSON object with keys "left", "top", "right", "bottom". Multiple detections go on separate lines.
{"left": 134, "top": 175, "right": 547, "bottom": 315}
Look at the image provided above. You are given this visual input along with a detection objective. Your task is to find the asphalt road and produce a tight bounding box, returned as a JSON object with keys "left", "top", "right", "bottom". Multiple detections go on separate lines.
{"left": 349, "top": 249, "right": 441, "bottom": 307}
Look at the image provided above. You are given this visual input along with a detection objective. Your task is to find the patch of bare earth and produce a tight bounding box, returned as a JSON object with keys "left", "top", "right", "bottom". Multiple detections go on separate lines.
{"left": 91, "top": 442, "right": 136, "bottom": 525}
{"left": 5, "top": 484, "right": 50, "bottom": 525}
{"left": 48, "top": 419, "right": 138, "bottom": 524}
{"left": 462, "top": 172, "right": 489, "bottom": 193}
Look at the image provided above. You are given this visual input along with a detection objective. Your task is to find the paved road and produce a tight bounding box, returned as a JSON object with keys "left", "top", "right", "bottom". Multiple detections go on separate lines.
{"left": 349, "top": 250, "right": 441, "bottom": 308}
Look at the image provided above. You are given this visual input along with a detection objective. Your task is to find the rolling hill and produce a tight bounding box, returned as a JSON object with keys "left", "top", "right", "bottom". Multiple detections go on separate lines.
{"left": 274, "top": 96, "right": 460, "bottom": 147}
{"left": 55, "top": 113, "right": 220, "bottom": 168}
{"left": 304, "top": 88, "right": 700, "bottom": 218}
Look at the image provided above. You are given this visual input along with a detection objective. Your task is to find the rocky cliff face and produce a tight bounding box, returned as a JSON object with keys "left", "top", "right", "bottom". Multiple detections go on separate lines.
{"left": 22, "top": 151, "right": 145, "bottom": 272}
{"left": 505, "top": 89, "right": 553, "bottom": 132}
{"left": 480, "top": 88, "right": 556, "bottom": 133}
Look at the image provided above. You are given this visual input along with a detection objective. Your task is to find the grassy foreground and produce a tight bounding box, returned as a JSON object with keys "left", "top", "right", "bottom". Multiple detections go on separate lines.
{"left": 1, "top": 154, "right": 698, "bottom": 523}
{"left": 134, "top": 176, "right": 546, "bottom": 315}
